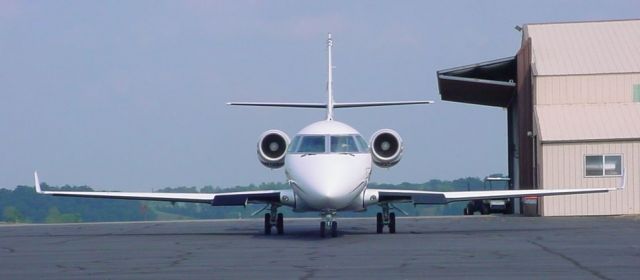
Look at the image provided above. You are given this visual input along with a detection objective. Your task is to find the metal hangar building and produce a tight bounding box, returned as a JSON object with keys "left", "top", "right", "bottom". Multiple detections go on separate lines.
{"left": 437, "top": 19, "right": 640, "bottom": 216}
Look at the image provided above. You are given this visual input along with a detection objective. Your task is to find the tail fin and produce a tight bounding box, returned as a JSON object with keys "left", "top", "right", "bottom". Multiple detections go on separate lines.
{"left": 327, "top": 33, "right": 334, "bottom": 120}
{"left": 227, "top": 33, "right": 433, "bottom": 118}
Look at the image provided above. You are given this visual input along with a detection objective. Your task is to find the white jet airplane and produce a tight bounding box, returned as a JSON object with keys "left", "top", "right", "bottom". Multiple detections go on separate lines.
{"left": 34, "top": 34, "right": 625, "bottom": 238}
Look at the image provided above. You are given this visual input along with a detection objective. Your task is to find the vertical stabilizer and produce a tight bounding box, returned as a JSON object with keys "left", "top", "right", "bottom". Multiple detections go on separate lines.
{"left": 227, "top": 33, "right": 433, "bottom": 114}
{"left": 326, "top": 33, "right": 334, "bottom": 121}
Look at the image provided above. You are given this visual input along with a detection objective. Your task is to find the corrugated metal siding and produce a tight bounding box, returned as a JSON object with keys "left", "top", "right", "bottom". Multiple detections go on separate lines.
{"left": 535, "top": 74, "right": 640, "bottom": 105}
{"left": 541, "top": 142, "right": 639, "bottom": 216}
{"left": 526, "top": 20, "right": 640, "bottom": 76}
{"left": 528, "top": 20, "right": 640, "bottom": 216}
{"left": 535, "top": 103, "right": 640, "bottom": 142}
{"left": 516, "top": 39, "right": 535, "bottom": 190}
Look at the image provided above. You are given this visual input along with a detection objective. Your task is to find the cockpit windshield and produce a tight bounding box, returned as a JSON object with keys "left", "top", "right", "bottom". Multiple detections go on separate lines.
{"left": 295, "top": 135, "right": 325, "bottom": 153}
{"left": 288, "top": 135, "right": 368, "bottom": 154}
{"left": 330, "top": 136, "right": 359, "bottom": 153}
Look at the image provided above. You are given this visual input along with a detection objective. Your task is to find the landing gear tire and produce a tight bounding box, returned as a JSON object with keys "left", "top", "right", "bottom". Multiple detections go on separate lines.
{"left": 389, "top": 212, "right": 396, "bottom": 234}
{"left": 376, "top": 212, "right": 383, "bottom": 234}
{"left": 320, "top": 221, "right": 326, "bottom": 238}
{"left": 264, "top": 213, "right": 272, "bottom": 235}
{"left": 276, "top": 213, "right": 284, "bottom": 235}
{"left": 331, "top": 221, "right": 338, "bottom": 237}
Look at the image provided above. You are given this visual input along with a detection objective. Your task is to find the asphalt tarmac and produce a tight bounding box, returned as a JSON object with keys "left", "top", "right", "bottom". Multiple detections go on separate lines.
{"left": 1, "top": 215, "right": 639, "bottom": 279}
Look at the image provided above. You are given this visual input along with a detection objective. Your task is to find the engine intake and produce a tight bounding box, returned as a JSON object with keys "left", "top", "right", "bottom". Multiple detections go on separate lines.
{"left": 257, "top": 130, "right": 290, "bottom": 169}
{"left": 370, "top": 129, "right": 403, "bottom": 168}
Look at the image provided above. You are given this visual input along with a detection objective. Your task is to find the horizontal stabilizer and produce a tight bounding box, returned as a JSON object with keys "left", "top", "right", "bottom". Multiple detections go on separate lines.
{"left": 227, "top": 100, "right": 433, "bottom": 109}
{"left": 227, "top": 102, "right": 326, "bottom": 108}
{"left": 334, "top": 101, "right": 433, "bottom": 108}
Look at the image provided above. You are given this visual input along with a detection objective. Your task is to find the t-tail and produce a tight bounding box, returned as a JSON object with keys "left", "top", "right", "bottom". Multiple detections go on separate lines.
{"left": 227, "top": 33, "right": 434, "bottom": 120}
{"left": 326, "top": 33, "right": 334, "bottom": 120}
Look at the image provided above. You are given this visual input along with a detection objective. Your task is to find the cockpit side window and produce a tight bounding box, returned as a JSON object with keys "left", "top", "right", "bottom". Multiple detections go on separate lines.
{"left": 288, "top": 136, "right": 301, "bottom": 153}
{"left": 296, "top": 135, "right": 326, "bottom": 153}
{"left": 354, "top": 135, "right": 369, "bottom": 152}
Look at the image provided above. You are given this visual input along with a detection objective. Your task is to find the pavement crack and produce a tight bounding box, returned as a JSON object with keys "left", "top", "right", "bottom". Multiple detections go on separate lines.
{"left": 169, "top": 251, "right": 193, "bottom": 267}
{"left": 528, "top": 240, "right": 613, "bottom": 280}
{"left": 55, "top": 264, "right": 86, "bottom": 272}
{"left": 2, "top": 246, "right": 16, "bottom": 253}
{"left": 293, "top": 265, "right": 318, "bottom": 280}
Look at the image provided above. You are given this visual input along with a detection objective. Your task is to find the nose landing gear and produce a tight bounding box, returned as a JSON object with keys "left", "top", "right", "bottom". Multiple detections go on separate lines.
{"left": 376, "top": 203, "right": 396, "bottom": 234}
{"left": 320, "top": 210, "right": 338, "bottom": 238}
{"left": 263, "top": 205, "right": 284, "bottom": 235}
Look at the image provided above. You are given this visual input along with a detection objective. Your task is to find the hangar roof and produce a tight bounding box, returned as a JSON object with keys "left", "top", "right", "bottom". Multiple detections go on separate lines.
{"left": 437, "top": 57, "right": 516, "bottom": 107}
{"left": 536, "top": 103, "right": 640, "bottom": 143}
{"left": 525, "top": 19, "right": 640, "bottom": 76}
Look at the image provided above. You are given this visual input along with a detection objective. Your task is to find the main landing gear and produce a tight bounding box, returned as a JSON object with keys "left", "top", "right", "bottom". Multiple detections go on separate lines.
{"left": 376, "top": 203, "right": 396, "bottom": 234}
{"left": 320, "top": 210, "right": 338, "bottom": 238}
{"left": 264, "top": 205, "right": 284, "bottom": 235}
{"left": 463, "top": 200, "right": 490, "bottom": 216}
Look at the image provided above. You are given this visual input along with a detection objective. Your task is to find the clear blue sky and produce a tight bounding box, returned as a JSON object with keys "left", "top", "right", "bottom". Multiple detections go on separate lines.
{"left": 1, "top": 1, "right": 638, "bottom": 191}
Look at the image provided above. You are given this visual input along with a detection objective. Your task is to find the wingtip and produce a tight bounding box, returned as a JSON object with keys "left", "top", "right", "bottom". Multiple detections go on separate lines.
{"left": 34, "top": 171, "right": 42, "bottom": 193}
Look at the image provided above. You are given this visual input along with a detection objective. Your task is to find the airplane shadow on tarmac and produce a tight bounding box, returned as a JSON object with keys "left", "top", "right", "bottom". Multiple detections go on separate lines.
{"left": 250, "top": 225, "right": 588, "bottom": 240}
{"left": 1, "top": 224, "right": 587, "bottom": 241}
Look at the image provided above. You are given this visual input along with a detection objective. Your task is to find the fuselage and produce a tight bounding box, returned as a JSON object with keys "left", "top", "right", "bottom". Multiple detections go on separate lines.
{"left": 285, "top": 120, "right": 372, "bottom": 212}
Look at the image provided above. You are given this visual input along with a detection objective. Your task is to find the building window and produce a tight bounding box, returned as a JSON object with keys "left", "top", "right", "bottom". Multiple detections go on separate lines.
{"left": 634, "top": 84, "right": 640, "bottom": 102}
{"left": 585, "top": 155, "right": 622, "bottom": 177}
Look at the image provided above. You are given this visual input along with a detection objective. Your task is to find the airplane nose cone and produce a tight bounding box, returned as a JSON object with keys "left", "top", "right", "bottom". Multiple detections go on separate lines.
{"left": 319, "top": 182, "right": 346, "bottom": 200}
{"left": 286, "top": 153, "right": 372, "bottom": 210}
{"left": 301, "top": 175, "right": 365, "bottom": 209}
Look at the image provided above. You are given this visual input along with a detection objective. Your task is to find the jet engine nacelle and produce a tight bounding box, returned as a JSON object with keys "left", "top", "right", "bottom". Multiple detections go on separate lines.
{"left": 370, "top": 129, "right": 403, "bottom": 168}
{"left": 257, "top": 130, "right": 290, "bottom": 169}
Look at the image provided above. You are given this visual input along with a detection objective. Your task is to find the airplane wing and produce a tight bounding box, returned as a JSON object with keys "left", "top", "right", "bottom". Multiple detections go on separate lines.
{"left": 368, "top": 172, "right": 625, "bottom": 205}
{"left": 34, "top": 172, "right": 281, "bottom": 206}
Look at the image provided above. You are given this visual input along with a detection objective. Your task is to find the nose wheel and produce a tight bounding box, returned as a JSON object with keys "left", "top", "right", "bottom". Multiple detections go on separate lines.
{"left": 376, "top": 203, "right": 396, "bottom": 234}
{"left": 320, "top": 211, "right": 338, "bottom": 238}
{"left": 263, "top": 205, "right": 284, "bottom": 235}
